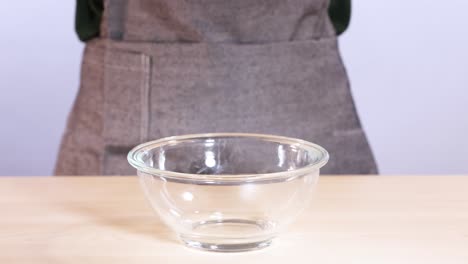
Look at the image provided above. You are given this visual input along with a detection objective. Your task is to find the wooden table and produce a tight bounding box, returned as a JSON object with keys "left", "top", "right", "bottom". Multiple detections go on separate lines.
{"left": 1, "top": 176, "right": 467, "bottom": 264}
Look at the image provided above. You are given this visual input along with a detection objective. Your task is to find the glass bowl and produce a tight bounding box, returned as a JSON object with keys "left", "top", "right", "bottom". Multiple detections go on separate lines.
{"left": 128, "top": 133, "right": 328, "bottom": 252}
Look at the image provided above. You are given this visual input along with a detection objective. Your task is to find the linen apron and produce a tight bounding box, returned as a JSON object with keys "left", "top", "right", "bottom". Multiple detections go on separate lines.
{"left": 55, "top": 0, "right": 378, "bottom": 175}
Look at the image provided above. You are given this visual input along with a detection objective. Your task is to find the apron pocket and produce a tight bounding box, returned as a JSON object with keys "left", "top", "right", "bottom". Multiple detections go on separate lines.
{"left": 127, "top": 37, "right": 360, "bottom": 139}
{"left": 100, "top": 37, "right": 376, "bottom": 175}
{"left": 102, "top": 47, "right": 151, "bottom": 175}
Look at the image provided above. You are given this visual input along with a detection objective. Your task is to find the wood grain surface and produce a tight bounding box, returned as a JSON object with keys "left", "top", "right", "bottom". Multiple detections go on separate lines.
{"left": 1, "top": 176, "right": 467, "bottom": 264}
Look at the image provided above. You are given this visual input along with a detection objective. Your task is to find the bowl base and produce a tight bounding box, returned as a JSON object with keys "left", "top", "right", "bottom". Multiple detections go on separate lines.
{"left": 180, "top": 218, "right": 274, "bottom": 252}
{"left": 181, "top": 237, "right": 272, "bottom": 252}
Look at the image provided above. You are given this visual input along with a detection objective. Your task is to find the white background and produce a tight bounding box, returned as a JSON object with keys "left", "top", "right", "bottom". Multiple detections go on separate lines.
{"left": 0, "top": 1, "right": 467, "bottom": 175}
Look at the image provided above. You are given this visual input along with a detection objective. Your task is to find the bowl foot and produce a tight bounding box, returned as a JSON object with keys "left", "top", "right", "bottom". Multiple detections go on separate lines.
{"left": 179, "top": 218, "right": 275, "bottom": 252}
{"left": 181, "top": 237, "right": 272, "bottom": 252}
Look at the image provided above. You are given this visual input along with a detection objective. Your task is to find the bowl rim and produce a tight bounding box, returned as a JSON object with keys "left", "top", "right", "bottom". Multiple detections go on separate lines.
{"left": 127, "top": 133, "right": 329, "bottom": 183}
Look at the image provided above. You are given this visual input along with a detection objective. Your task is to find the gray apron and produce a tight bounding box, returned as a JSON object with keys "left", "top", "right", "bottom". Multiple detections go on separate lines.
{"left": 55, "top": 0, "right": 378, "bottom": 175}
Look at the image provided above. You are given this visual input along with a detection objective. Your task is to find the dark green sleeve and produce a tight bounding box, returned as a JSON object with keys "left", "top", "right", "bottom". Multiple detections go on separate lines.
{"left": 75, "top": 0, "right": 103, "bottom": 41}
{"left": 75, "top": 0, "right": 350, "bottom": 41}
{"left": 328, "top": 0, "right": 351, "bottom": 35}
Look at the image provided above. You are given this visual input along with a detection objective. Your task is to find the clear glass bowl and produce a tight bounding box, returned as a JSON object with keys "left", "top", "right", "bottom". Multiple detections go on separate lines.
{"left": 128, "top": 133, "right": 328, "bottom": 252}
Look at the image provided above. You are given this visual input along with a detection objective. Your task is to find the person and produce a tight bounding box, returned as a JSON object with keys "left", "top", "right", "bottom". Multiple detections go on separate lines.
{"left": 55, "top": 0, "right": 377, "bottom": 175}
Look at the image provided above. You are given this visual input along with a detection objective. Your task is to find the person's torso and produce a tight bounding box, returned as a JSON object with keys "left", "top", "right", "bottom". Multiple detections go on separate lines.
{"left": 102, "top": 0, "right": 335, "bottom": 43}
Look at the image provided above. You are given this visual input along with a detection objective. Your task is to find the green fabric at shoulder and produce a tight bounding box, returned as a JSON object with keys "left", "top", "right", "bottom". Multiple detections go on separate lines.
{"left": 75, "top": 0, "right": 350, "bottom": 42}
{"left": 75, "top": 0, "right": 103, "bottom": 41}
{"left": 328, "top": 0, "right": 351, "bottom": 35}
